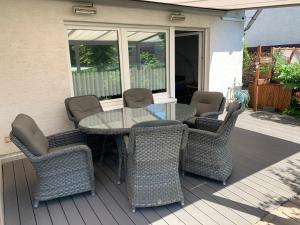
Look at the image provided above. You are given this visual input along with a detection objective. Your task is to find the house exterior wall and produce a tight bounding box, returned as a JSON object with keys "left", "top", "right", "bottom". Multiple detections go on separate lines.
{"left": 0, "top": 0, "right": 244, "bottom": 156}
{"left": 245, "top": 6, "right": 300, "bottom": 47}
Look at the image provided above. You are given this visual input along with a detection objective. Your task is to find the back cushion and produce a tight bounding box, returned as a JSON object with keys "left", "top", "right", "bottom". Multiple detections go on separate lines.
{"left": 124, "top": 88, "right": 153, "bottom": 108}
{"left": 217, "top": 101, "right": 241, "bottom": 133}
{"left": 191, "top": 91, "right": 223, "bottom": 116}
{"left": 68, "top": 96, "right": 102, "bottom": 121}
{"left": 223, "top": 101, "right": 241, "bottom": 123}
{"left": 11, "top": 114, "right": 48, "bottom": 156}
{"left": 132, "top": 120, "right": 182, "bottom": 128}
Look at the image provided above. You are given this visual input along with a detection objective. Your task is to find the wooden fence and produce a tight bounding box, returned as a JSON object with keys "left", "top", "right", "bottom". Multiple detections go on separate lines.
{"left": 72, "top": 67, "right": 165, "bottom": 98}
{"left": 249, "top": 83, "right": 291, "bottom": 111}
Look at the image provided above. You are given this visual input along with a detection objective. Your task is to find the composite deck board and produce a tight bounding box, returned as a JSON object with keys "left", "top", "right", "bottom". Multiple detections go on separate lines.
{"left": 246, "top": 174, "right": 293, "bottom": 198}
{"left": 93, "top": 179, "right": 135, "bottom": 225}
{"left": 183, "top": 176, "right": 250, "bottom": 225}
{"left": 102, "top": 159, "right": 224, "bottom": 225}
{"left": 252, "top": 173, "right": 297, "bottom": 196}
{"left": 60, "top": 197, "right": 86, "bottom": 225}
{"left": 205, "top": 182, "right": 264, "bottom": 224}
{"left": 165, "top": 204, "right": 201, "bottom": 225}
{"left": 3, "top": 149, "right": 300, "bottom": 225}
{"left": 97, "top": 163, "right": 171, "bottom": 225}
{"left": 184, "top": 176, "right": 259, "bottom": 224}
{"left": 72, "top": 195, "right": 102, "bottom": 225}
{"left": 2, "top": 162, "right": 20, "bottom": 225}
{"left": 94, "top": 165, "right": 157, "bottom": 225}
{"left": 84, "top": 193, "right": 119, "bottom": 225}
{"left": 23, "top": 160, "right": 53, "bottom": 225}
{"left": 13, "top": 160, "right": 36, "bottom": 225}
{"left": 105, "top": 165, "right": 199, "bottom": 225}
{"left": 182, "top": 201, "right": 218, "bottom": 225}
{"left": 182, "top": 182, "right": 233, "bottom": 224}
{"left": 99, "top": 161, "right": 194, "bottom": 225}
{"left": 240, "top": 178, "right": 289, "bottom": 203}
{"left": 46, "top": 200, "right": 69, "bottom": 225}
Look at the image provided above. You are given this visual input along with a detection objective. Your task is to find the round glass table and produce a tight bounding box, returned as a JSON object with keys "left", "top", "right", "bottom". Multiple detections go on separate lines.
{"left": 79, "top": 103, "right": 196, "bottom": 135}
{"left": 79, "top": 103, "right": 196, "bottom": 184}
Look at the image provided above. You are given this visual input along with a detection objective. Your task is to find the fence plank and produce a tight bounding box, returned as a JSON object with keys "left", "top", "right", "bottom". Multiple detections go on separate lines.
{"left": 72, "top": 67, "right": 165, "bottom": 98}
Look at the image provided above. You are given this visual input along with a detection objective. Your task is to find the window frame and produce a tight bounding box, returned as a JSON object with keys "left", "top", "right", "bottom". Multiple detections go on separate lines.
{"left": 65, "top": 24, "right": 170, "bottom": 103}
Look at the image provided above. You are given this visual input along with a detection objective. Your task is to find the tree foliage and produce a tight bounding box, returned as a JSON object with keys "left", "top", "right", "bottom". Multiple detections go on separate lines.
{"left": 70, "top": 45, "right": 119, "bottom": 72}
{"left": 273, "top": 52, "right": 300, "bottom": 90}
{"left": 242, "top": 40, "right": 251, "bottom": 72}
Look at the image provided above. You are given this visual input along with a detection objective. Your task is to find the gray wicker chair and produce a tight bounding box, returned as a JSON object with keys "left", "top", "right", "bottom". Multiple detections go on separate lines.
{"left": 10, "top": 114, "right": 95, "bottom": 208}
{"left": 65, "top": 95, "right": 103, "bottom": 128}
{"left": 123, "top": 88, "right": 154, "bottom": 108}
{"left": 182, "top": 102, "right": 245, "bottom": 185}
{"left": 65, "top": 95, "right": 107, "bottom": 160}
{"left": 124, "top": 120, "right": 188, "bottom": 212}
{"left": 185, "top": 91, "right": 226, "bottom": 128}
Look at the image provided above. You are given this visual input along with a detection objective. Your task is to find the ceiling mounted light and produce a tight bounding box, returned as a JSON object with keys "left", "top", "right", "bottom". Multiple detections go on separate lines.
{"left": 73, "top": 2, "right": 97, "bottom": 15}
{"left": 169, "top": 12, "right": 185, "bottom": 22}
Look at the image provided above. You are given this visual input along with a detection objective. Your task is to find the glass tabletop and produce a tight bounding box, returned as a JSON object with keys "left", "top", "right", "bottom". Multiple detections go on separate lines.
{"left": 79, "top": 103, "right": 196, "bottom": 135}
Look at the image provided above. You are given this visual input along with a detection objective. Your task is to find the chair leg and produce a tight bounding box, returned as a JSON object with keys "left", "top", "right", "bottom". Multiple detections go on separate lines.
{"left": 33, "top": 200, "right": 39, "bottom": 208}
{"left": 222, "top": 180, "right": 226, "bottom": 186}
{"left": 180, "top": 201, "right": 185, "bottom": 206}
{"left": 91, "top": 190, "right": 96, "bottom": 196}
{"left": 115, "top": 135, "right": 124, "bottom": 185}
{"left": 100, "top": 136, "right": 108, "bottom": 165}
{"left": 132, "top": 207, "right": 136, "bottom": 213}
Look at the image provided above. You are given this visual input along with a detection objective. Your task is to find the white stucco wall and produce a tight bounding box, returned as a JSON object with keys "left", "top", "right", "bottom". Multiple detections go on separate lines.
{"left": 245, "top": 6, "right": 300, "bottom": 47}
{"left": 0, "top": 0, "right": 244, "bottom": 156}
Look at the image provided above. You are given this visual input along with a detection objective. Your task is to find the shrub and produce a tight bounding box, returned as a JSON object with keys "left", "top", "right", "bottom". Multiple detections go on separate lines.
{"left": 273, "top": 53, "right": 300, "bottom": 90}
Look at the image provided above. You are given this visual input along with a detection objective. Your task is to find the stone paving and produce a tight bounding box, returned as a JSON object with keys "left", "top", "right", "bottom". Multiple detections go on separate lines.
{"left": 255, "top": 195, "right": 300, "bottom": 225}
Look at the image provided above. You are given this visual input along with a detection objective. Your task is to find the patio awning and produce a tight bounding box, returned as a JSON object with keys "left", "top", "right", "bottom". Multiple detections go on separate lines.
{"left": 68, "top": 29, "right": 162, "bottom": 43}
{"left": 136, "top": 0, "right": 300, "bottom": 10}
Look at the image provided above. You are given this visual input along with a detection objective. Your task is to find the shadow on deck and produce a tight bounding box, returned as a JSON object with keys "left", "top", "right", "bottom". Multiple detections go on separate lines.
{"left": 2, "top": 127, "right": 300, "bottom": 225}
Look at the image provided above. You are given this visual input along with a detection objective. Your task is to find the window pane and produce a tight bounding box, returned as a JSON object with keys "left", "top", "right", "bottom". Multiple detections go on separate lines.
{"left": 68, "top": 29, "right": 122, "bottom": 100}
{"left": 128, "top": 31, "right": 166, "bottom": 93}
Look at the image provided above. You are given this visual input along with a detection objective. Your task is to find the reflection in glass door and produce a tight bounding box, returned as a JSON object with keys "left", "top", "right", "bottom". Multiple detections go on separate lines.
{"left": 127, "top": 31, "right": 167, "bottom": 93}
{"left": 68, "top": 29, "right": 122, "bottom": 100}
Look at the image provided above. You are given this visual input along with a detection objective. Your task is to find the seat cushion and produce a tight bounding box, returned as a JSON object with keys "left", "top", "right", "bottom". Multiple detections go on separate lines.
{"left": 68, "top": 96, "right": 102, "bottom": 121}
{"left": 12, "top": 114, "right": 48, "bottom": 156}
{"left": 123, "top": 88, "right": 154, "bottom": 108}
{"left": 183, "top": 117, "right": 196, "bottom": 128}
{"left": 191, "top": 91, "right": 223, "bottom": 116}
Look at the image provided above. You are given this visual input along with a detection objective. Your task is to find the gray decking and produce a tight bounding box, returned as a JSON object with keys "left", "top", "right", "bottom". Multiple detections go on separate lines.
{"left": 3, "top": 111, "right": 300, "bottom": 225}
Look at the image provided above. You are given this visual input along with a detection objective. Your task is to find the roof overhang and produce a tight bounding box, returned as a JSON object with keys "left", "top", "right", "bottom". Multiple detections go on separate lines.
{"left": 134, "top": 0, "right": 300, "bottom": 10}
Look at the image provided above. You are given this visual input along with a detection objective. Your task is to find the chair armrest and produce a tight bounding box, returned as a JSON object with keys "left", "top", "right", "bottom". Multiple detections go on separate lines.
{"left": 200, "top": 111, "right": 222, "bottom": 119}
{"left": 47, "top": 130, "right": 87, "bottom": 148}
{"left": 195, "top": 117, "right": 223, "bottom": 132}
{"left": 180, "top": 125, "right": 189, "bottom": 150}
{"left": 188, "top": 127, "right": 219, "bottom": 141}
{"left": 31, "top": 144, "right": 92, "bottom": 163}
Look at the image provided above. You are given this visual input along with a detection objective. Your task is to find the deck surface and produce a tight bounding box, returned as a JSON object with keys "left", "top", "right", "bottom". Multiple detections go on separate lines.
{"left": 3, "top": 110, "right": 300, "bottom": 225}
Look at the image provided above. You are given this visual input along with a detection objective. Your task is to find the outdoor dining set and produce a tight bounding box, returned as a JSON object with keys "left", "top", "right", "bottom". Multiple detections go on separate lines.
{"left": 10, "top": 88, "right": 245, "bottom": 212}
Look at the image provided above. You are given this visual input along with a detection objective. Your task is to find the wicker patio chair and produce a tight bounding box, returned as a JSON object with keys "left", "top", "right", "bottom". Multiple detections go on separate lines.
{"left": 10, "top": 114, "right": 95, "bottom": 208}
{"left": 65, "top": 95, "right": 103, "bottom": 128}
{"left": 185, "top": 91, "right": 226, "bottom": 128}
{"left": 124, "top": 120, "right": 188, "bottom": 212}
{"left": 182, "top": 101, "right": 245, "bottom": 185}
{"left": 65, "top": 95, "right": 108, "bottom": 160}
{"left": 123, "top": 88, "right": 154, "bottom": 108}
